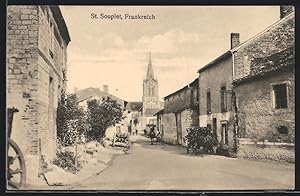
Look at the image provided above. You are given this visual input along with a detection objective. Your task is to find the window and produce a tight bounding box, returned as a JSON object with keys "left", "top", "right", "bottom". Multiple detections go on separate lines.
{"left": 149, "top": 86, "right": 154, "bottom": 96}
{"left": 277, "top": 126, "right": 288, "bottom": 135}
{"left": 207, "top": 91, "right": 211, "bottom": 114}
{"left": 49, "top": 21, "right": 54, "bottom": 58}
{"left": 220, "top": 86, "right": 227, "bottom": 113}
{"left": 273, "top": 84, "right": 287, "bottom": 109}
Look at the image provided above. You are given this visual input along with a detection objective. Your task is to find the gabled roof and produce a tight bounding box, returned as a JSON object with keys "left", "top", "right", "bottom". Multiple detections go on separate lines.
{"left": 153, "top": 109, "right": 164, "bottom": 116}
{"left": 233, "top": 45, "right": 294, "bottom": 84}
{"left": 197, "top": 51, "right": 231, "bottom": 73}
{"left": 163, "top": 78, "right": 198, "bottom": 99}
{"left": 144, "top": 108, "right": 162, "bottom": 116}
{"left": 50, "top": 6, "right": 71, "bottom": 45}
{"left": 74, "top": 87, "right": 125, "bottom": 106}
{"left": 126, "top": 102, "right": 143, "bottom": 112}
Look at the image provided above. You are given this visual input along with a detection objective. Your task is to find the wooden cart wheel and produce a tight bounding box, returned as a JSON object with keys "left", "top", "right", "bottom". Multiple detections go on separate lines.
{"left": 7, "top": 138, "right": 26, "bottom": 189}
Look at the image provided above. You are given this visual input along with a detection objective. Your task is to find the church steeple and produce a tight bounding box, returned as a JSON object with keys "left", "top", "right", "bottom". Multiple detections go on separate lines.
{"left": 146, "top": 52, "right": 154, "bottom": 80}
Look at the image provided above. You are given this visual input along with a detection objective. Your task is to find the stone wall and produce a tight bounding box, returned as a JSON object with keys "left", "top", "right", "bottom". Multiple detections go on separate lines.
{"left": 233, "top": 12, "right": 294, "bottom": 81}
{"left": 199, "top": 55, "right": 233, "bottom": 116}
{"left": 162, "top": 113, "right": 177, "bottom": 144}
{"left": 7, "top": 5, "right": 40, "bottom": 156}
{"left": 162, "top": 108, "right": 199, "bottom": 146}
{"left": 180, "top": 109, "right": 199, "bottom": 147}
{"left": 164, "top": 88, "right": 192, "bottom": 114}
{"left": 236, "top": 67, "right": 295, "bottom": 141}
{"left": 198, "top": 55, "right": 235, "bottom": 150}
{"left": 7, "top": 5, "right": 69, "bottom": 183}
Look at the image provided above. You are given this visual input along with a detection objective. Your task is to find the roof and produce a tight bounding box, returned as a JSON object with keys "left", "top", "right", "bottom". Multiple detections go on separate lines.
{"left": 230, "top": 11, "right": 294, "bottom": 53}
{"left": 233, "top": 45, "right": 294, "bottom": 84}
{"left": 146, "top": 52, "right": 155, "bottom": 80}
{"left": 163, "top": 78, "right": 199, "bottom": 99}
{"left": 50, "top": 6, "right": 71, "bottom": 45}
{"left": 197, "top": 51, "right": 231, "bottom": 73}
{"left": 74, "top": 87, "right": 125, "bottom": 106}
{"left": 153, "top": 109, "right": 164, "bottom": 116}
{"left": 125, "top": 102, "right": 143, "bottom": 112}
{"left": 144, "top": 108, "right": 162, "bottom": 116}
{"left": 197, "top": 10, "right": 294, "bottom": 74}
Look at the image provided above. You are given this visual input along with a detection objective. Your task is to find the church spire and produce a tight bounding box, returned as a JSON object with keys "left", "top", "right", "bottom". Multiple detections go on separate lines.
{"left": 146, "top": 52, "right": 154, "bottom": 80}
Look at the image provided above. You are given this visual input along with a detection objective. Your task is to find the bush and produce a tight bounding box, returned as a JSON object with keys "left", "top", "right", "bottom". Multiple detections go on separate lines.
{"left": 186, "top": 127, "right": 218, "bottom": 154}
{"left": 52, "top": 151, "right": 81, "bottom": 173}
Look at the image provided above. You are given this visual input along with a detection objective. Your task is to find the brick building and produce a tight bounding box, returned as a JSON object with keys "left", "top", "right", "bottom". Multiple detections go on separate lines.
{"left": 232, "top": 6, "right": 295, "bottom": 143}
{"left": 198, "top": 34, "right": 240, "bottom": 152}
{"left": 7, "top": 5, "right": 70, "bottom": 181}
{"left": 161, "top": 78, "right": 199, "bottom": 146}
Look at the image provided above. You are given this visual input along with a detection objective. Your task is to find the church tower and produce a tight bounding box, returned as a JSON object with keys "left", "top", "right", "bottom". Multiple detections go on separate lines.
{"left": 142, "top": 52, "right": 160, "bottom": 116}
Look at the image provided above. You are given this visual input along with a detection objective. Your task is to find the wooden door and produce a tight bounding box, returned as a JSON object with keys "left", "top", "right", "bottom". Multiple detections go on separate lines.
{"left": 176, "top": 113, "right": 182, "bottom": 145}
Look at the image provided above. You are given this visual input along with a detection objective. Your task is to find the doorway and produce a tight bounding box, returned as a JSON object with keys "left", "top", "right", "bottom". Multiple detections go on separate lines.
{"left": 175, "top": 113, "right": 182, "bottom": 145}
{"left": 221, "top": 123, "right": 228, "bottom": 145}
{"left": 213, "top": 118, "right": 217, "bottom": 139}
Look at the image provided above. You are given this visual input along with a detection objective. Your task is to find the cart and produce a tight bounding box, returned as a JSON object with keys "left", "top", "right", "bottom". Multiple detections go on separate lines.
{"left": 7, "top": 107, "right": 26, "bottom": 189}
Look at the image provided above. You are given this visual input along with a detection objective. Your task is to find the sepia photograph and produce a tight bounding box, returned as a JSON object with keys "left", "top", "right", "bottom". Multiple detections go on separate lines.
{"left": 6, "top": 4, "right": 295, "bottom": 191}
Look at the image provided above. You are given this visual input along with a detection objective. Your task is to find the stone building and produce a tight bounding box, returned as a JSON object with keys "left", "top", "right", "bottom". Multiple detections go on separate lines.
{"left": 232, "top": 6, "right": 295, "bottom": 143}
{"left": 161, "top": 78, "right": 199, "bottom": 146}
{"left": 198, "top": 34, "right": 239, "bottom": 152}
{"left": 139, "top": 52, "right": 163, "bottom": 131}
{"left": 7, "top": 5, "right": 70, "bottom": 181}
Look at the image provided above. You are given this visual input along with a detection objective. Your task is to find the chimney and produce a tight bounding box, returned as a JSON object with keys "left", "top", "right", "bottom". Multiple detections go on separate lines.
{"left": 103, "top": 85, "right": 109, "bottom": 94}
{"left": 280, "top": 6, "right": 294, "bottom": 19}
{"left": 230, "top": 33, "right": 240, "bottom": 49}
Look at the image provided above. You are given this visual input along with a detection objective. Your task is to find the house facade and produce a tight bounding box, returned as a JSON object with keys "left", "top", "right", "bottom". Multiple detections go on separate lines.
{"left": 75, "top": 86, "right": 125, "bottom": 110}
{"left": 7, "top": 5, "right": 70, "bottom": 180}
{"left": 198, "top": 34, "right": 239, "bottom": 152}
{"left": 232, "top": 7, "right": 295, "bottom": 143}
{"left": 162, "top": 78, "right": 199, "bottom": 146}
{"left": 74, "top": 86, "right": 128, "bottom": 139}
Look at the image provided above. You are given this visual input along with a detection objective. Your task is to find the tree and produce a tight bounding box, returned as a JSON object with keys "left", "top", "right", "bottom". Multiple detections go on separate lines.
{"left": 56, "top": 91, "right": 86, "bottom": 146}
{"left": 87, "top": 97, "right": 123, "bottom": 141}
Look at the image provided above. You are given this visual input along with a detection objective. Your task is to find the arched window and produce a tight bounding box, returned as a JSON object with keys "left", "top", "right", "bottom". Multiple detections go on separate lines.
{"left": 149, "top": 86, "right": 154, "bottom": 96}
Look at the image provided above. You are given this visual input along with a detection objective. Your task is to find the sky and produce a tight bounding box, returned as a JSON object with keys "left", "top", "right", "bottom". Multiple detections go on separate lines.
{"left": 60, "top": 6, "right": 280, "bottom": 102}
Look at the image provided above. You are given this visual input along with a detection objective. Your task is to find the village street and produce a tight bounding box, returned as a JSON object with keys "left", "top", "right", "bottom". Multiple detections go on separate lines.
{"left": 58, "top": 134, "right": 295, "bottom": 190}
